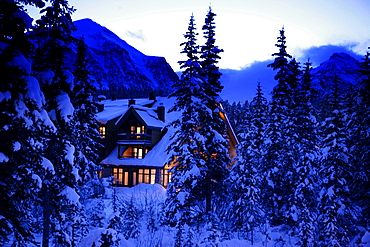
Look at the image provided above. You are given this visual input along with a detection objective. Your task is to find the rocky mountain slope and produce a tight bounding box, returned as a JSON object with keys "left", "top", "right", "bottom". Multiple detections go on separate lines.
{"left": 71, "top": 19, "right": 362, "bottom": 102}
{"left": 311, "top": 52, "right": 362, "bottom": 96}
{"left": 220, "top": 52, "right": 363, "bottom": 103}
{"left": 72, "top": 18, "right": 178, "bottom": 98}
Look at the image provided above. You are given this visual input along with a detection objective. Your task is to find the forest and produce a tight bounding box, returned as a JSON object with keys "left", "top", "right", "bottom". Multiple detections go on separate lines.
{"left": 1, "top": 0, "right": 369, "bottom": 246}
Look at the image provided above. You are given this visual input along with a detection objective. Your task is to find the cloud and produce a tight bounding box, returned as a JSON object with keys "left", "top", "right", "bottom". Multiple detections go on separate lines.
{"left": 297, "top": 43, "right": 363, "bottom": 67}
{"left": 220, "top": 43, "right": 365, "bottom": 103}
{"left": 125, "top": 30, "right": 146, "bottom": 42}
{"left": 220, "top": 60, "right": 276, "bottom": 103}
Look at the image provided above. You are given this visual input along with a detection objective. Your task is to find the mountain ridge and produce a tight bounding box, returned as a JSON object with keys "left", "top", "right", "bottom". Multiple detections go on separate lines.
{"left": 72, "top": 18, "right": 178, "bottom": 98}
{"left": 72, "top": 18, "right": 363, "bottom": 103}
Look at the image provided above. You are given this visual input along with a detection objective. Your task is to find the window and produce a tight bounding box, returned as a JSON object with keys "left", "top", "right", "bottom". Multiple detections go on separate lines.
{"left": 99, "top": 125, "right": 106, "bottom": 138}
{"left": 113, "top": 168, "right": 124, "bottom": 185}
{"left": 163, "top": 169, "right": 170, "bottom": 187}
{"left": 131, "top": 125, "right": 145, "bottom": 134}
{"left": 163, "top": 165, "right": 172, "bottom": 187}
{"left": 118, "top": 146, "right": 128, "bottom": 158}
{"left": 133, "top": 147, "right": 143, "bottom": 159}
{"left": 112, "top": 168, "right": 130, "bottom": 186}
{"left": 138, "top": 169, "right": 156, "bottom": 184}
{"left": 120, "top": 146, "right": 145, "bottom": 159}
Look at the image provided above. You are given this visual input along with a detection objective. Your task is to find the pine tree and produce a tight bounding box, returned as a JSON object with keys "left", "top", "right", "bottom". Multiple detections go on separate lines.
{"left": 73, "top": 37, "right": 105, "bottom": 230}
{"left": 32, "top": 1, "right": 86, "bottom": 246}
{"left": 294, "top": 60, "right": 319, "bottom": 246}
{"left": 348, "top": 48, "right": 370, "bottom": 228}
{"left": 317, "top": 78, "right": 354, "bottom": 247}
{"left": 164, "top": 14, "right": 207, "bottom": 229}
{"left": 199, "top": 5, "right": 230, "bottom": 216}
{"left": 227, "top": 82, "right": 267, "bottom": 243}
{"left": 0, "top": 0, "right": 56, "bottom": 245}
{"left": 73, "top": 37, "right": 103, "bottom": 184}
{"left": 121, "top": 198, "right": 140, "bottom": 240}
{"left": 200, "top": 6, "right": 224, "bottom": 105}
{"left": 262, "top": 27, "right": 298, "bottom": 226}
{"left": 93, "top": 229, "right": 119, "bottom": 247}
{"left": 164, "top": 11, "right": 229, "bottom": 234}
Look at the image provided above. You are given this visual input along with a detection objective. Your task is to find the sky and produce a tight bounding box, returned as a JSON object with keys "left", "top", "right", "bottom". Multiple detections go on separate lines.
{"left": 27, "top": 0, "right": 370, "bottom": 71}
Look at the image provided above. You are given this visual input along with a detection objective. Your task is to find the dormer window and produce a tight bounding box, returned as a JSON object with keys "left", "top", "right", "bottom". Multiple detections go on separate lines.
{"left": 133, "top": 147, "right": 143, "bottom": 159}
{"left": 119, "top": 146, "right": 148, "bottom": 159}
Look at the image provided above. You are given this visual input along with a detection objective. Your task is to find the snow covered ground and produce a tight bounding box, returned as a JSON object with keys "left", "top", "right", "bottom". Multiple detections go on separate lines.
{"left": 77, "top": 183, "right": 370, "bottom": 247}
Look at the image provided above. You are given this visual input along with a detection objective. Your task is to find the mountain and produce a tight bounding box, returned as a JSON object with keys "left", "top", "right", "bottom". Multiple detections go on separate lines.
{"left": 72, "top": 18, "right": 178, "bottom": 98}
{"left": 311, "top": 52, "right": 362, "bottom": 96}
{"left": 219, "top": 52, "right": 362, "bottom": 103}
{"left": 71, "top": 19, "right": 362, "bottom": 102}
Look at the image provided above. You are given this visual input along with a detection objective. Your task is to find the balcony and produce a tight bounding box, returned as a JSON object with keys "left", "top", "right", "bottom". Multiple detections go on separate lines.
{"left": 117, "top": 133, "right": 152, "bottom": 145}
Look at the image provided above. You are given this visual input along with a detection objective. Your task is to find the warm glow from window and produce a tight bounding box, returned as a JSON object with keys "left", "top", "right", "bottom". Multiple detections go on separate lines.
{"left": 99, "top": 126, "right": 106, "bottom": 138}
{"left": 121, "top": 147, "right": 145, "bottom": 159}
{"left": 131, "top": 126, "right": 145, "bottom": 134}
{"left": 138, "top": 169, "right": 156, "bottom": 184}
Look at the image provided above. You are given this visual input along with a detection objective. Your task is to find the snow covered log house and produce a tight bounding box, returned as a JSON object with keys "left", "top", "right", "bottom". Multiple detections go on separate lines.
{"left": 96, "top": 95, "right": 238, "bottom": 187}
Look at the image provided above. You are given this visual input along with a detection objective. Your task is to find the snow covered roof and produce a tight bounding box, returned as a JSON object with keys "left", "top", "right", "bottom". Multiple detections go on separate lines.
{"left": 96, "top": 96, "right": 180, "bottom": 126}
{"left": 95, "top": 99, "right": 129, "bottom": 124}
{"left": 115, "top": 105, "right": 165, "bottom": 129}
{"left": 101, "top": 127, "right": 175, "bottom": 168}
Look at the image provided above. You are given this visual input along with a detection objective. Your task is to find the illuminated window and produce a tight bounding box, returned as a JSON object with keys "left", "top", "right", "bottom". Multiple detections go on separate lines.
{"left": 151, "top": 169, "right": 156, "bottom": 184}
{"left": 131, "top": 126, "right": 145, "bottom": 134}
{"left": 120, "top": 147, "right": 145, "bottom": 159}
{"left": 113, "top": 168, "right": 123, "bottom": 185}
{"left": 124, "top": 171, "right": 129, "bottom": 186}
{"left": 133, "top": 147, "right": 143, "bottom": 159}
{"left": 163, "top": 169, "right": 170, "bottom": 187}
{"left": 99, "top": 126, "right": 106, "bottom": 138}
{"left": 138, "top": 169, "right": 156, "bottom": 184}
{"left": 162, "top": 165, "right": 173, "bottom": 187}
{"left": 112, "top": 168, "right": 130, "bottom": 186}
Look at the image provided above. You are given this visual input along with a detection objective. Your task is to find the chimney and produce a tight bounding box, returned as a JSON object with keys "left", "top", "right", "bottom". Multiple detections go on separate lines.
{"left": 97, "top": 103, "right": 104, "bottom": 112}
{"left": 149, "top": 92, "right": 156, "bottom": 100}
{"left": 111, "top": 93, "right": 117, "bottom": 101}
{"left": 128, "top": 99, "right": 136, "bottom": 107}
{"left": 157, "top": 103, "right": 165, "bottom": 122}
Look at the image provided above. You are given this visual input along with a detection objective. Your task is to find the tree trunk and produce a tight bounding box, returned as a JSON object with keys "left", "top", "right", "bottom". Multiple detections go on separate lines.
{"left": 205, "top": 175, "right": 212, "bottom": 213}
{"left": 42, "top": 187, "right": 50, "bottom": 247}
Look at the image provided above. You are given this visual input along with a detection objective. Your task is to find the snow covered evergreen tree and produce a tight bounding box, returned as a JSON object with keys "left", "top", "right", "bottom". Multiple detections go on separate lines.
{"left": 163, "top": 14, "right": 206, "bottom": 230}
{"left": 262, "top": 27, "right": 298, "bottom": 226}
{"left": 199, "top": 5, "right": 230, "bottom": 215}
{"left": 164, "top": 11, "right": 229, "bottom": 237}
{"left": 73, "top": 37, "right": 103, "bottom": 184}
{"left": 294, "top": 60, "right": 319, "bottom": 246}
{"left": 222, "top": 100, "right": 249, "bottom": 137}
{"left": 227, "top": 82, "right": 267, "bottom": 243}
{"left": 32, "top": 1, "right": 87, "bottom": 245}
{"left": 347, "top": 48, "right": 370, "bottom": 228}
{"left": 121, "top": 198, "right": 140, "bottom": 240}
{"left": 73, "top": 37, "right": 105, "bottom": 229}
{"left": 317, "top": 78, "right": 355, "bottom": 247}
{"left": 0, "top": 0, "right": 56, "bottom": 245}
{"left": 200, "top": 6, "right": 224, "bottom": 105}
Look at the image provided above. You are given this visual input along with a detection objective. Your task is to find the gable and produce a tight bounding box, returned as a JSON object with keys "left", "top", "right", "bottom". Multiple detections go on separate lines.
{"left": 115, "top": 106, "right": 164, "bottom": 130}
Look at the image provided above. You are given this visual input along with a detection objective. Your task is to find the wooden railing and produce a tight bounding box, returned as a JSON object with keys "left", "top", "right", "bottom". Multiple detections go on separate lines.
{"left": 117, "top": 133, "right": 152, "bottom": 141}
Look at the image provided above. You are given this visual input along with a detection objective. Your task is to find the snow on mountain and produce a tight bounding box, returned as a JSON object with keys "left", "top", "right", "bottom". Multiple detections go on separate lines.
{"left": 219, "top": 52, "right": 362, "bottom": 103}
{"left": 72, "top": 19, "right": 361, "bottom": 103}
{"left": 311, "top": 52, "right": 362, "bottom": 95}
{"left": 72, "top": 18, "right": 178, "bottom": 97}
